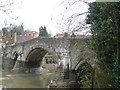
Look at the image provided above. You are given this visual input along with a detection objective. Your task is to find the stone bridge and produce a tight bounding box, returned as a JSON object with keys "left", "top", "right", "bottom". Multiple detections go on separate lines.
{"left": 2, "top": 37, "right": 97, "bottom": 71}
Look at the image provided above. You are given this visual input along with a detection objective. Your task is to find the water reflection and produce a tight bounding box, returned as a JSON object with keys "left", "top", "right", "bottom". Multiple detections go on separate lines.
{"left": 0, "top": 47, "right": 56, "bottom": 88}
{"left": 2, "top": 72, "right": 54, "bottom": 88}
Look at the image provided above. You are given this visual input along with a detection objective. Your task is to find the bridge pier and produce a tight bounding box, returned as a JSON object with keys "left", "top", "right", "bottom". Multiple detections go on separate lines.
{"left": 60, "top": 57, "right": 70, "bottom": 69}
{"left": 59, "top": 54, "right": 71, "bottom": 79}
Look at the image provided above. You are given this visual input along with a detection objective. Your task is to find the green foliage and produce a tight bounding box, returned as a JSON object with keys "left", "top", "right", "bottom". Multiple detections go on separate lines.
{"left": 76, "top": 62, "right": 93, "bottom": 88}
{"left": 39, "top": 26, "right": 48, "bottom": 37}
{"left": 1, "top": 24, "right": 25, "bottom": 44}
{"left": 71, "top": 32, "right": 76, "bottom": 38}
{"left": 45, "top": 53, "right": 52, "bottom": 57}
{"left": 79, "top": 74, "right": 91, "bottom": 88}
{"left": 112, "top": 62, "right": 120, "bottom": 88}
{"left": 86, "top": 2, "right": 120, "bottom": 88}
{"left": 12, "top": 24, "right": 24, "bottom": 35}
{"left": 2, "top": 28, "right": 14, "bottom": 44}
{"left": 2, "top": 28, "right": 8, "bottom": 43}
{"left": 64, "top": 32, "right": 69, "bottom": 37}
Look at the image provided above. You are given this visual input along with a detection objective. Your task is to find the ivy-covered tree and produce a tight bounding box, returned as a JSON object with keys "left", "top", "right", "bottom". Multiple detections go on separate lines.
{"left": 2, "top": 28, "right": 10, "bottom": 44}
{"left": 86, "top": 2, "right": 120, "bottom": 88}
{"left": 39, "top": 26, "right": 48, "bottom": 37}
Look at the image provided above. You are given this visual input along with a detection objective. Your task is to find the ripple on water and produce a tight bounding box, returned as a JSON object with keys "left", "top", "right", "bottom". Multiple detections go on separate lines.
{"left": 0, "top": 77, "right": 10, "bottom": 80}
{"left": 5, "top": 72, "right": 53, "bottom": 78}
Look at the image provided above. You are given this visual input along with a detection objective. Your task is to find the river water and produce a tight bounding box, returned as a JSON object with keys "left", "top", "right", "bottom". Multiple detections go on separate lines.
{"left": 0, "top": 65, "right": 56, "bottom": 88}
{"left": 0, "top": 48, "right": 56, "bottom": 88}
{"left": 1, "top": 71, "right": 55, "bottom": 88}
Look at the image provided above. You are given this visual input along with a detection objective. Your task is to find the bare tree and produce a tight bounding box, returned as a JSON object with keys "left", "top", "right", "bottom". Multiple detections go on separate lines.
{"left": 0, "top": 0, "right": 22, "bottom": 26}
{"left": 57, "top": 0, "right": 92, "bottom": 35}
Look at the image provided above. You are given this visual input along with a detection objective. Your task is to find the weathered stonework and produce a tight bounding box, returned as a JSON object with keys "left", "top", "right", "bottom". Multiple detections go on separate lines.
{"left": 69, "top": 38, "right": 98, "bottom": 70}
{"left": 2, "top": 37, "right": 97, "bottom": 71}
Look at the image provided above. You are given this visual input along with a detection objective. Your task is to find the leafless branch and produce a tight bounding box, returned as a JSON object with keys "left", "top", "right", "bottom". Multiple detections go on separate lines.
{"left": 0, "top": 2, "right": 14, "bottom": 8}
{"left": 58, "top": 0, "right": 91, "bottom": 35}
{"left": 0, "top": 0, "right": 22, "bottom": 26}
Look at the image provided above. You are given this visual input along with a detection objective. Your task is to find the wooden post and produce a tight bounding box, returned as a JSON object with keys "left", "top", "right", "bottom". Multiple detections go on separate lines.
{"left": 91, "top": 69, "right": 95, "bottom": 90}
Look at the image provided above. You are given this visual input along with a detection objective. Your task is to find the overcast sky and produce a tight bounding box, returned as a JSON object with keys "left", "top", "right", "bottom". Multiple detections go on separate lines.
{"left": 0, "top": 0, "right": 119, "bottom": 36}
{"left": 0, "top": 0, "right": 90, "bottom": 36}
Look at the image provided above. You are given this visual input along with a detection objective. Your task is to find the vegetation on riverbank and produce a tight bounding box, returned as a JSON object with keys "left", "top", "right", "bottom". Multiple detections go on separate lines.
{"left": 87, "top": 2, "right": 120, "bottom": 88}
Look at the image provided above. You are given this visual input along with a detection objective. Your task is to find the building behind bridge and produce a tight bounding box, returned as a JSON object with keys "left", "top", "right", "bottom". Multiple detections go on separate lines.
{"left": 1, "top": 28, "right": 39, "bottom": 44}
{"left": 14, "top": 31, "right": 39, "bottom": 43}
{"left": 54, "top": 33, "right": 91, "bottom": 38}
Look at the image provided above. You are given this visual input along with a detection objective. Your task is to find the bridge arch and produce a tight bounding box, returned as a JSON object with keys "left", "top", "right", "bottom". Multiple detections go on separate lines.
{"left": 24, "top": 45, "right": 59, "bottom": 68}
{"left": 74, "top": 58, "right": 95, "bottom": 87}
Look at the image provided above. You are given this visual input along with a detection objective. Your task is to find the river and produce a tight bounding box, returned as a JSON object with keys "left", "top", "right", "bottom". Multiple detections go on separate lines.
{"left": 0, "top": 47, "right": 56, "bottom": 88}
{"left": 1, "top": 71, "right": 55, "bottom": 88}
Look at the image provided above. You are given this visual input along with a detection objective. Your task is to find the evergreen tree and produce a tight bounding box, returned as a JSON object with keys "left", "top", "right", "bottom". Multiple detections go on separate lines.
{"left": 71, "top": 32, "right": 76, "bottom": 38}
{"left": 86, "top": 2, "right": 120, "bottom": 88}
{"left": 64, "top": 32, "right": 69, "bottom": 38}
{"left": 39, "top": 26, "right": 48, "bottom": 37}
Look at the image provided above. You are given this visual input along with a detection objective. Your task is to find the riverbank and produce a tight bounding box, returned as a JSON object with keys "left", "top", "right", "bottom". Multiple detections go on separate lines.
{"left": 49, "top": 68, "right": 79, "bottom": 88}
